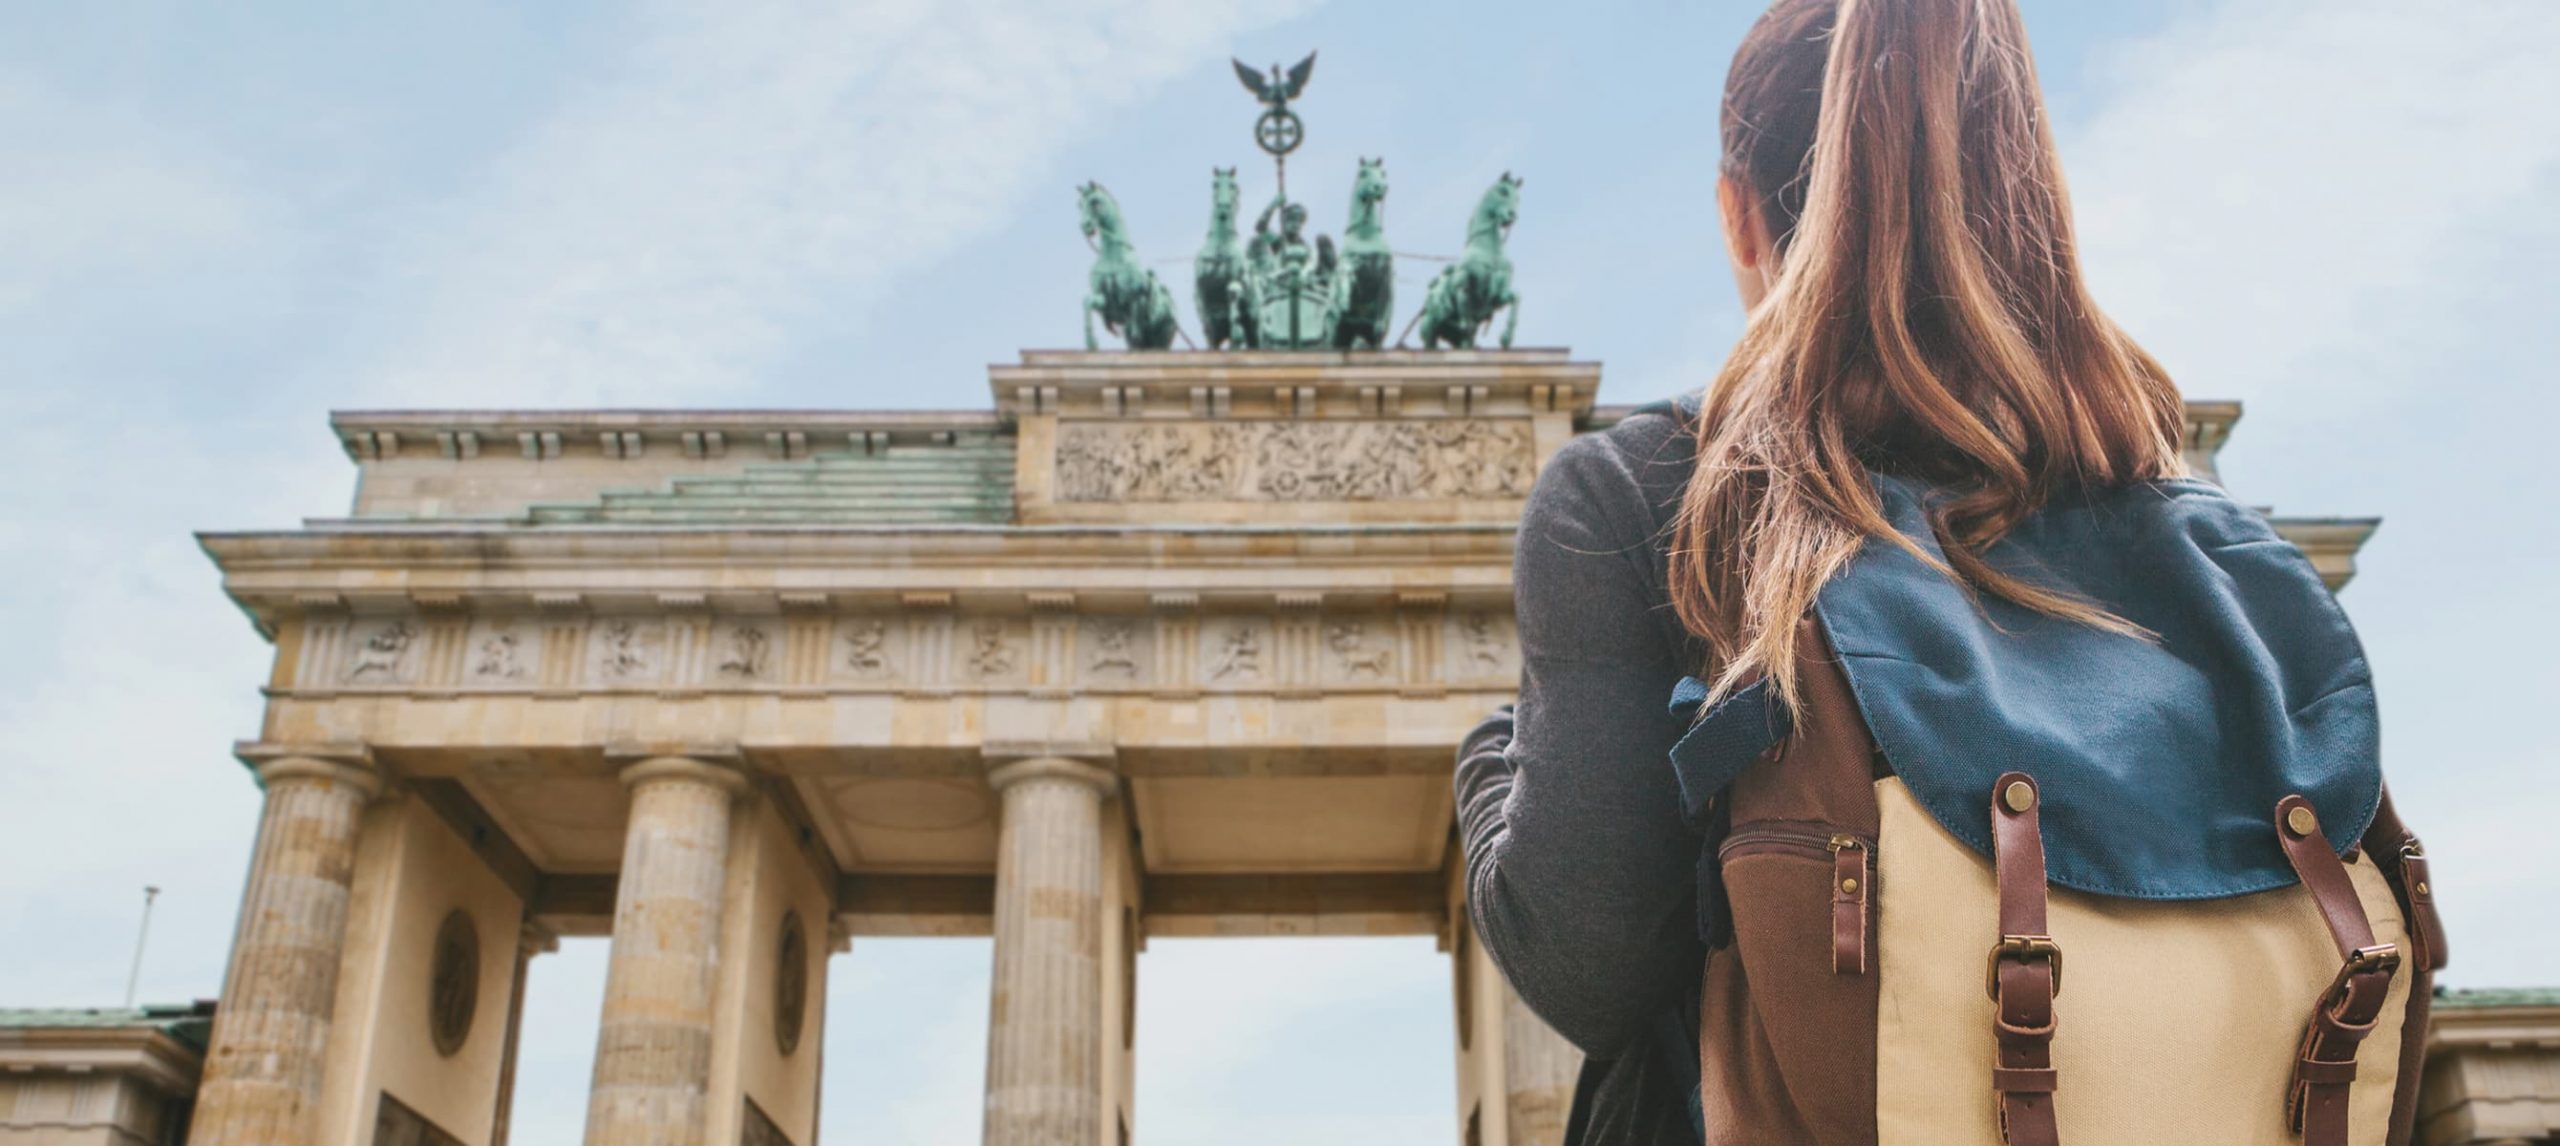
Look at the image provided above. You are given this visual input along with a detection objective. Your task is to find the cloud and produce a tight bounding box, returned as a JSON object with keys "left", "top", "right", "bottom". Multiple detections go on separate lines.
{"left": 1137, "top": 937, "right": 1457, "bottom": 1144}
{"left": 0, "top": 74, "right": 263, "bottom": 312}
{"left": 362, "top": 0, "right": 1319, "bottom": 408}
{"left": 2065, "top": 0, "right": 2560, "bottom": 409}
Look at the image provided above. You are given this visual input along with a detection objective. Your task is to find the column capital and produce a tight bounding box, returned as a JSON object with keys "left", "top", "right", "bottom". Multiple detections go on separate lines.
{"left": 519, "top": 919, "right": 562, "bottom": 958}
{"left": 612, "top": 752, "right": 751, "bottom": 795}
{"left": 984, "top": 755, "right": 1118, "bottom": 796}
{"left": 234, "top": 741, "right": 382, "bottom": 797}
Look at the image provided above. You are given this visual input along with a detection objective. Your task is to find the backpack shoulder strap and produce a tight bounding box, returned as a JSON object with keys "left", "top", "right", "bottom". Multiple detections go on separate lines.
{"left": 2275, "top": 795, "right": 2404, "bottom": 1146}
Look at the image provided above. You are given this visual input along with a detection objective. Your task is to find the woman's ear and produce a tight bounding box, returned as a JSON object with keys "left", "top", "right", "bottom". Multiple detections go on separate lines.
{"left": 1718, "top": 174, "right": 1777, "bottom": 311}
{"left": 1716, "top": 174, "right": 1765, "bottom": 272}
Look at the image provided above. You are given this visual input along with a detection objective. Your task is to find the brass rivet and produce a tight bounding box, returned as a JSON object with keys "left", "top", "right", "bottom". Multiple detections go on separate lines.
{"left": 2415, "top": 882, "right": 2430, "bottom": 896}
{"left": 1841, "top": 878, "right": 1859, "bottom": 893}
{"left": 2286, "top": 805, "right": 2318, "bottom": 837}
{"left": 2003, "top": 780, "right": 2035, "bottom": 813}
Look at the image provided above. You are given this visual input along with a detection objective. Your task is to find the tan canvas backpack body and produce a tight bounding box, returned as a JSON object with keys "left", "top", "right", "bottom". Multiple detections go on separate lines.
{"left": 1668, "top": 477, "right": 2447, "bottom": 1145}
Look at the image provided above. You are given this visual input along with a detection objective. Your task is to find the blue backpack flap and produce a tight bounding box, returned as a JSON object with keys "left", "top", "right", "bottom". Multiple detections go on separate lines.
{"left": 1666, "top": 675, "right": 1793, "bottom": 948}
{"left": 1814, "top": 474, "right": 2381, "bottom": 899}
{"left": 1666, "top": 675, "right": 1791, "bottom": 825}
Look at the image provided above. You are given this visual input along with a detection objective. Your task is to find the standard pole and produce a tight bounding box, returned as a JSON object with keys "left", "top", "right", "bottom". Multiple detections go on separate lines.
{"left": 123, "top": 885, "right": 160, "bottom": 1008}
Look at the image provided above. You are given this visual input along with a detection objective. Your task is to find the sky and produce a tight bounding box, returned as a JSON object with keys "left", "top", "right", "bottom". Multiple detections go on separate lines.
{"left": 2, "top": 0, "right": 2556, "bottom": 1142}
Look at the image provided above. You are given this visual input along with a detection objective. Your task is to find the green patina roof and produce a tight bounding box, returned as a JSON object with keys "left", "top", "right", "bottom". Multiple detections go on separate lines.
{"left": 2435, "top": 986, "right": 2560, "bottom": 1009}
{"left": 525, "top": 432, "right": 1016, "bottom": 526}
{"left": 0, "top": 1003, "right": 215, "bottom": 1049}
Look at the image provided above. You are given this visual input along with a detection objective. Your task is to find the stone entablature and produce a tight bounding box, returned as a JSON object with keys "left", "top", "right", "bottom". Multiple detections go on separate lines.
{"left": 996, "top": 350, "right": 1592, "bottom": 525}
{"left": 272, "top": 595, "right": 1515, "bottom": 701}
{"left": 334, "top": 408, "right": 1005, "bottom": 521}
{"left": 987, "top": 349, "right": 1597, "bottom": 420}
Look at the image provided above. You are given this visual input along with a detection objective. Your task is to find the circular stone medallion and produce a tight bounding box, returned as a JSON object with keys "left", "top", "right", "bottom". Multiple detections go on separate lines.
{"left": 775, "top": 910, "right": 809, "bottom": 1056}
{"left": 429, "top": 909, "right": 480, "bottom": 1056}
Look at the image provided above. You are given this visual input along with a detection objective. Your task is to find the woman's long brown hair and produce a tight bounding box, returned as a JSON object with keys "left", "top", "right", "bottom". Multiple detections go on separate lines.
{"left": 1670, "top": 0, "right": 2189, "bottom": 710}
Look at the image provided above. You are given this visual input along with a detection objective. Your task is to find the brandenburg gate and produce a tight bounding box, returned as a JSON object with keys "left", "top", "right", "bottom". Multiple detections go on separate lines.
{"left": 180, "top": 348, "right": 2360, "bottom": 1146}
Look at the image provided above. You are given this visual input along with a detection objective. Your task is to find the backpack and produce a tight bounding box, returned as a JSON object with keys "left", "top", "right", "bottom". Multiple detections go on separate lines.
{"left": 1670, "top": 614, "right": 2447, "bottom": 1145}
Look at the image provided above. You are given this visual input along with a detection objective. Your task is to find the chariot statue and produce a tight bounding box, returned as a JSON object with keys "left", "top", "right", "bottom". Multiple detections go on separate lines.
{"left": 1073, "top": 50, "right": 1521, "bottom": 353}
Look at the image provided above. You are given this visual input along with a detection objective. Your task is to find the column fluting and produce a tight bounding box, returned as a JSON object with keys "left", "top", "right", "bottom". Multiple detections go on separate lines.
{"left": 583, "top": 755, "right": 747, "bottom": 1146}
{"left": 981, "top": 757, "right": 1116, "bottom": 1146}
{"left": 188, "top": 752, "right": 381, "bottom": 1146}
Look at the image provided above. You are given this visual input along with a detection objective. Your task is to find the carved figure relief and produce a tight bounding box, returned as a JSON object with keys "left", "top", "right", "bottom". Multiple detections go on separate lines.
{"left": 1326, "top": 621, "right": 1392, "bottom": 678}
{"left": 593, "top": 618, "right": 660, "bottom": 683}
{"left": 1086, "top": 619, "right": 1141, "bottom": 679}
{"left": 1055, "top": 418, "right": 1534, "bottom": 503}
{"left": 965, "top": 620, "right": 1020, "bottom": 680}
{"left": 1459, "top": 612, "right": 1507, "bottom": 675}
{"left": 716, "top": 624, "right": 771, "bottom": 680}
{"left": 1056, "top": 423, "right": 1245, "bottom": 502}
{"left": 470, "top": 625, "right": 526, "bottom": 680}
{"left": 344, "top": 620, "right": 418, "bottom": 682}
{"left": 1209, "top": 624, "right": 1265, "bottom": 682}
{"left": 841, "top": 619, "right": 893, "bottom": 677}
{"left": 428, "top": 909, "right": 479, "bottom": 1056}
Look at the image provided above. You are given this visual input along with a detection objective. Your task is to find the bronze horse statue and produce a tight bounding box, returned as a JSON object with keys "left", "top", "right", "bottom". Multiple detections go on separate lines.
{"left": 1409, "top": 173, "right": 1522, "bottom": 350}
{"left": 1078, "top": 181, "right": 1183, "bottom": 351}
{"left": 1330, "top": 158, "right": 1393, "bottom": 350}
{"left": 1194, "top": 168, "right": 1259, "bottom": 350}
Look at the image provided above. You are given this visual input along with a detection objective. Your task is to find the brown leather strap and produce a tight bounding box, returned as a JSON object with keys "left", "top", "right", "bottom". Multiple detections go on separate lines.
{"left": 1831, "top": 835, "right": 1869, "bottom": 975}
{"left": 2275, "top": 794, "right": 2401, "bottom": 1146}
{"left": 1989, "top": 772, "right": 2060, "bottom": 1146}
{"left": 2365, "top": 786, "right": 2448, "bottom": 972}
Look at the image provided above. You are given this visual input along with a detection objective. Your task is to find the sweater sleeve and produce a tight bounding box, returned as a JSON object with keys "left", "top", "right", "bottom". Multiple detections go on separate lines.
{"left": 1455, "top": 429, "right": 1705, "bottom": 1056}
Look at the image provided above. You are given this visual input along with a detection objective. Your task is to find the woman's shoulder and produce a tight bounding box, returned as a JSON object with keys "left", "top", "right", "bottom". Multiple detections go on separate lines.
{"left": 1535, "top": 393, "right": 1701, "bottom": 531}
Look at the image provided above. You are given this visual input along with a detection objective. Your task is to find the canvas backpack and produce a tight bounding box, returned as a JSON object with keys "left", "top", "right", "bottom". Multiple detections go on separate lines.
{"left": 1669, "top": 617, "right": 2448, "bottom": 1145}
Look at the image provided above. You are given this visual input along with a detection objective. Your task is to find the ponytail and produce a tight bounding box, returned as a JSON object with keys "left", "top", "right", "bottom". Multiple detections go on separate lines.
{"left": 1672, "top": 0, "right": 2187, "bottom": 709}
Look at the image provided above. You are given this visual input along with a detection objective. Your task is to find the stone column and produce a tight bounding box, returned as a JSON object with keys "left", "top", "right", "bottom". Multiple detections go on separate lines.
{"left": 584, "top": 754, "right": 748, "bottom": 1146}
{"left": 982, "top": 756, "right": 1117, "bottom": 1146}
{"left": 189, "top": 746, "right": 380, "bottom": 1146}
{"left": 490, "top": 919, "right": 558, "bottom": 1146}
{"left": 1501, "top": 985, "right": 1583, "bottom": 1146}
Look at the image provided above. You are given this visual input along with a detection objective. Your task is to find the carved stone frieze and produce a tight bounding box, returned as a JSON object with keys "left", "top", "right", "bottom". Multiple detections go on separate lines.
{"left": 715, "top": 623, "right": 772, "bottom": 680}
{"left": 465, "top": 619, "right": 531, "bottom": 683}
{"left": 1324, "top": 620, "right": 1394, "bottom": 682}
{"left": 1203, "top": 619, "right": 1267, "bottom": 684}
{"left": 1082, "top": 618, "right": 1146, "bottom": 681}
{"left": 587, "top": 617, "right": 665, "bottom": 686}
{"left": 296, "top": 605, "right": 1518, "bottom": 695}
{"left": 342, "top": 619, "right": 420, "bottom": 684}
{"left": 838, "top": 617, "right": 897, "bottom": 679}
{"left": 1455, "top": 612, "right": 1511, "bottom": 677}
{"left": 1054, "top": 418, "right": 1535, "bottom": 503}
{"left": 962, "top": 619, "right": 1024, "bottom": 683}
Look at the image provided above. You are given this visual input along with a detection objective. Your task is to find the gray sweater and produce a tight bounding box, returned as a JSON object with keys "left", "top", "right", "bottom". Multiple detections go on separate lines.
{"left": 1455, "top": 399, "right": 1708, "bottom": 1057}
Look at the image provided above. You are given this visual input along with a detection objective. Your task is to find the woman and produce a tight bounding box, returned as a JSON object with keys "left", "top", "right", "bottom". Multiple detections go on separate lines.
{"left": 1455, "top": 0, "right": 2440, "bottom": 1143}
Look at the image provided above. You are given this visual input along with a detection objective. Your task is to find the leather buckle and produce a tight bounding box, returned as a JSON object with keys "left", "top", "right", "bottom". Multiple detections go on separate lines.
{"left": 1985, "top": 933, "right": 2064, "bottom": 1000}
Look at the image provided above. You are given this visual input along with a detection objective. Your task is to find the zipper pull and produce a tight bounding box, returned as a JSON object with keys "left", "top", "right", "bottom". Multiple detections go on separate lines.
{"left": 1828, "top": 835, "right": 1869, "bottom": 975}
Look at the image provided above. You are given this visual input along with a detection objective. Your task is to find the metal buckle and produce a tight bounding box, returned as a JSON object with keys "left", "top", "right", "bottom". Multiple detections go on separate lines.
{"left": 2321, "top": 943, "right": 2401, "bottom": 1006}
{"left": 1985, "top": 934, "right": 2064, "bottom": 1000}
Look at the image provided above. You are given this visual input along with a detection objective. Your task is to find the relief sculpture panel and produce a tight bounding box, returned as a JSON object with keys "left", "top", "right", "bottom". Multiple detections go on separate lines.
{"left": 1055, "top": 418, "right": 1535, "bottom": 503}
{"left": 294, "top": 606, "right": 1520, "bottom": 696}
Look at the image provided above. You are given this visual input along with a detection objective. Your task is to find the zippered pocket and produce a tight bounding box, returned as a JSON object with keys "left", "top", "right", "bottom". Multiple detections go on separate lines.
{"left": 1721, "top": 821, "right": 1874, "bottom": 975}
